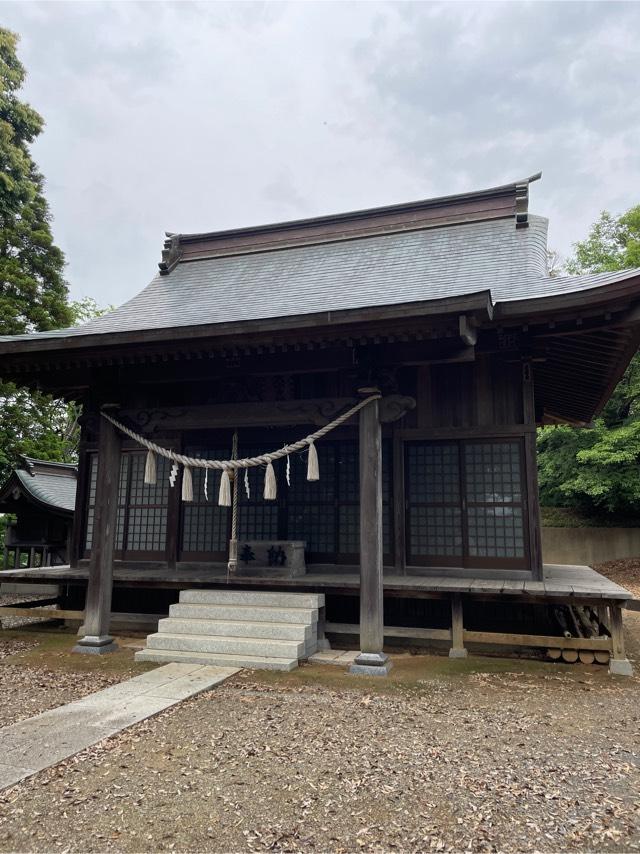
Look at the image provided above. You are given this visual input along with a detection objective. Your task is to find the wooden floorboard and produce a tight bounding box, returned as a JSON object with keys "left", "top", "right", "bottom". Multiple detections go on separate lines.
{"left": 1, "top": 563, "right": 632, "bottom": 601}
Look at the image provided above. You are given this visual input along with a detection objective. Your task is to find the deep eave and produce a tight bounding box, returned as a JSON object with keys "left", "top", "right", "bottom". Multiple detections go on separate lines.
{"left": 0, "top": 274, "right": 639, "bottom": 361}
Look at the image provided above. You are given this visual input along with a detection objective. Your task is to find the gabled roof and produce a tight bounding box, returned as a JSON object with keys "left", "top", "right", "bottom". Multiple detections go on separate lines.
{"left": 0, "top": 174, "right": 638, "bottom": 351}
{"left": 0, "top": 457, "right": 77, "bottom": 515}
{"left": 0, "top": 175, "right": 639, "bottom": 428}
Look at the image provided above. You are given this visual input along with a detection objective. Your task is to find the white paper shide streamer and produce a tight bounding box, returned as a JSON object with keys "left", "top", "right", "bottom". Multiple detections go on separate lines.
{"left": 264, "top": 461, "right": 277, "bottom": 500}
{"left": 307, "top": 441, "right": 319, "bottom": 481}
{"left": 144, "top": 449, "right": 157, "bottom": 485}
{"left": 218, "top": 468, "right": 232, "bottom": 507}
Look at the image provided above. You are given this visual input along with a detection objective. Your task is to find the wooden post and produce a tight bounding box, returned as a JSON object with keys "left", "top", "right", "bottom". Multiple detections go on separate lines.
{"left": 449, "top": 594, "right": 467, "bottom": 658}
{"left": 608, "top": 604, "right": 633, "bottom": 676}
{"left": 69, "top": 424, "right": 91, "bottom": 569}
{"left": 522, "top": 362, "right": 543, "bottom": 579}
{"left": 350, "top": 388, "right": 391, "bottom": 676}
{"left": 73, "top": 407, "right": 121, "bottom": 655}
{"left": 392, "top": 429, "right": 406, "bottom": 574}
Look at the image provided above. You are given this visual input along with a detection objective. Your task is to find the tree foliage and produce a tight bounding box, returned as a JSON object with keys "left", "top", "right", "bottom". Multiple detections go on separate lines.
{"left": 564, "top": 207, "right": 640, "bottom": 275}
{"left": 0, "top": 28, "right": 72, "bottom": 334}
{"left": 0, "top": 31, "right": 107, "bottom": 484}
{"left": 538, "top": 206, "right": 640, "bottom": 517}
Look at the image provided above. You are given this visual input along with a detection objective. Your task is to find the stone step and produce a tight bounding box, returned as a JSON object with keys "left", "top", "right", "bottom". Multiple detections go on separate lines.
{"left": 169, "top": 603, "right": 318, "bottom": 625}
{"left": 134, "top": 648, "right": 298, "bottom": 671}
{"left": 146, "top": 632, "right": 306, "bottom": 659}
{"left": 158, "top": 617, "right": 312, "bottom": 643}
{"left": 179, "top": 589, "right": 325, "bottom": 610}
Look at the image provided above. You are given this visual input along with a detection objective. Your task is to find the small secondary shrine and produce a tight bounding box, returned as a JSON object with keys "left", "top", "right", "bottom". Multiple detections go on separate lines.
{"left": 0, "top": 174, "right": 638, "bottom": 674}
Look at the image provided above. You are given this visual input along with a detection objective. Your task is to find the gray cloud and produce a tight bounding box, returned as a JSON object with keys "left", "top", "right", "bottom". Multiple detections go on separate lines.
{"left": 1, "top": 1, "right": 639, "bottom": 307}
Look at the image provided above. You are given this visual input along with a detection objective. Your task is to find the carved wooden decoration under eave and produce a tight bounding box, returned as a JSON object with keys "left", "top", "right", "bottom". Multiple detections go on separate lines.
{"left": 119, "top": 394, "right": 417, "bottom": 433}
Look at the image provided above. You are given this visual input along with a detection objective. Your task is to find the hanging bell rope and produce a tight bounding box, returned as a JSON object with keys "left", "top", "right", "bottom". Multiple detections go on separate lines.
{"left": 102, "top": 394, "right": 381, "bottom": 505}
{"left": 228, "top": 430, "right": 239, "bottom": 579}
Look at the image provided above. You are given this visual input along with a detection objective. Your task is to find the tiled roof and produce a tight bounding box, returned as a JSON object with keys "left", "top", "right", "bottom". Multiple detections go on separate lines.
{"left": 15, "top": 468, "right": 76, "bottom": 513}
{"left": 1, "top": 213, "right": 639, "bottom": 346}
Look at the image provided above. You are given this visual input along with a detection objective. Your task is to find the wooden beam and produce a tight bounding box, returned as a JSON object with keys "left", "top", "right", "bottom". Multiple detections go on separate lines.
{"left": 325, "top": 623, "right": 612, "bottom": 651}
{"left": 458, "top": 315, "right": 478, "bottom": 347}
{"left": 118, "top": 394, "right": 416, "bottom": 433}
{"left": 325, "top": 622, "right": 451, "bottom": 641}
{"left": 463, "top": 630, "right": 612, "bottom": 651}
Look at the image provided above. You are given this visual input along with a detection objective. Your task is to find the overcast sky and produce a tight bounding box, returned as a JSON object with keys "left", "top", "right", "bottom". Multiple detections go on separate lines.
{"left": 2, "top": 1, "right": 639, "bottom": 306}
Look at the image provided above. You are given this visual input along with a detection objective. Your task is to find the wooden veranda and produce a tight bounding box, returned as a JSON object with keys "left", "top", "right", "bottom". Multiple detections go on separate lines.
{"left": 1, "top": 561, "right": 634, "bottom": 668}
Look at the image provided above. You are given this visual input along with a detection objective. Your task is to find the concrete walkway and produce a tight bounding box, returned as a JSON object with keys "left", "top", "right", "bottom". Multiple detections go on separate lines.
{"left": 0, "top": 662, "right": 239, "bottom": 791}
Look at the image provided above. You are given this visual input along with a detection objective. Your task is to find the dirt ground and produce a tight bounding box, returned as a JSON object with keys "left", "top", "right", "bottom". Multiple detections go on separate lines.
{"left": 0, "top": 602, "right": 638, "bottom": 854}
{"left": 0, "top": 626, "right": 152, "bottom": 727}
{"left": 595, "top": 558, "right": 640, "bottom": 599}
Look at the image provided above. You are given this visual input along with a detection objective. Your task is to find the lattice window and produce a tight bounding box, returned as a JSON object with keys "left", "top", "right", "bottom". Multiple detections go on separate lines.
{"left": 85, "top": 452, "right": 167, "bottom": 555}
{"left": 465, "top": 442, "right": 524, "bottom": 559}
{"left": 464, "top": 442, "right": 522, "bottom": 504}
{"left": 407, "top": 443, "right": 460, "bottom": 504}
{"left": 238, "top": 447, "right": 279, "bottom": 541}
{"left": 181, "top": 448, "right": 230, "bottom": 555}
{"left": 409, "top": 506, "right": 463, "bottom": 557}
{"left": 405, "top": 440, "right": 526, "bottom": 567}
{"left": 85, "top": 454, "right": 127, "bottom": 551}
{"left": 125, "top": 454, "right": 169, "bottom": 553}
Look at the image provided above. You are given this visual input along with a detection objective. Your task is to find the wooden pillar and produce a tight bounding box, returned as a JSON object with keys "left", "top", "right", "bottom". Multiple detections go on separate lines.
{"left": 392, "top": 428, "right": 406, "bottom": 574}
{"left": 73, "top": 407, "right": 121, "bottom": 655}
{"left": 350, "top": 389, "right": 391, "bottom": 676}
{"left": 449, "top": 594, "right": 467, "bottom": 658}
{"left": 522, "top": 362, "right": 543, "bottom": 579}
{"left": 608, "top": 603, "right": 633, "bottom": 676}
{"left": 69, "top": 424, "right": 91, "bottom": 569}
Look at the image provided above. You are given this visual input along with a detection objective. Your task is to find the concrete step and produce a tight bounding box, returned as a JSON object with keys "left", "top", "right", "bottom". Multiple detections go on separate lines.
{"left": 179, "top": 589, "right": 325, "bottom": 610}
{"left": 169, "top": 603, "right": 318, "bottom": 625}
{"left": 158, "top": 617, "right": 312, "bottom": 643}
{"left": 134, "top": 648, "right": 298, "bottom": 671}
{"left": 146, "top": 632, "right": 306, "bottom": 659}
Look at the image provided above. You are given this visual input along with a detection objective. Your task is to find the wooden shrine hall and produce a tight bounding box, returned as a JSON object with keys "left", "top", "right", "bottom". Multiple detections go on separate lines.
{"left": 1, "top": 174, "right": 639, "bottom": 674}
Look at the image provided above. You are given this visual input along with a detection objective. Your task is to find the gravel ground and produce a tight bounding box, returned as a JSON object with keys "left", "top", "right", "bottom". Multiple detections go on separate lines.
{"left": 0, "top": 655, "right": 639, "bottom": 853}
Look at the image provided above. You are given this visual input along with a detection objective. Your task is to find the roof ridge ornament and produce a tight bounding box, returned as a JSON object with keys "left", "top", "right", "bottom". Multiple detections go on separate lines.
{"left": 515, "top": 172, "right": 542, "bottom": 229}
{"left": 158, "top": 232, "right": 183, "bottom": 275}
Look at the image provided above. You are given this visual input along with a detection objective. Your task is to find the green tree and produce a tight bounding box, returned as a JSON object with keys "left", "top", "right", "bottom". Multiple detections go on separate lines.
{"left": 538, "top": 205, "right": 640, "bottom": 516}
{"left": 565, "top": 208, "right": 640, "bottom": 275}
{"left": 0, "top": 298, "right": 111, "bottom": 483}
{"left": 0, "top": 31, "right": 107, "bottom": 484}
{"left": 0, "top": 28, "right": 71, "bottom": 334}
